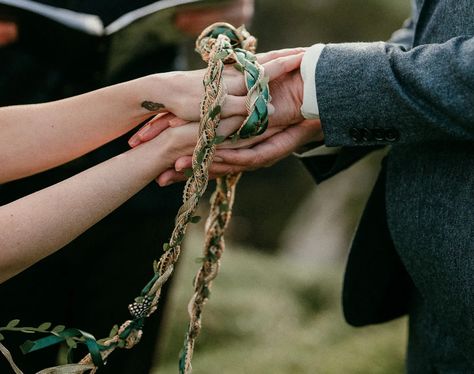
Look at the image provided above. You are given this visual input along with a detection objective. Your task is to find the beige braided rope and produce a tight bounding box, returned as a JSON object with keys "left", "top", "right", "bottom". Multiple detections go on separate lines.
{"left": 180, "top": 173, "right": 241, "bottom": 373}
{"left": 76, "top": 23, "right": 268, "bottom": 374}
{"left": 0, "top": 23, "right": 267, "bottom": 374}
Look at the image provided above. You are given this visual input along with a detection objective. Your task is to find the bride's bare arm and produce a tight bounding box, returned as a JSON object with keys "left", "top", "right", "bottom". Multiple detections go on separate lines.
{"left": 0, "top": 70, "right": 247, "bottom": 183}
{"left": 0, "top": 124, "right": 175, "bottom": 282}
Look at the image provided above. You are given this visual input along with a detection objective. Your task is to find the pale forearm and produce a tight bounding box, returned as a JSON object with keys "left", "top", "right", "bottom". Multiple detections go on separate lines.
{"left": 0, "top": 74, "right": 170, "bottom": 183}
{"left": 0, "top": 134, "right": 173, "bottom": 283}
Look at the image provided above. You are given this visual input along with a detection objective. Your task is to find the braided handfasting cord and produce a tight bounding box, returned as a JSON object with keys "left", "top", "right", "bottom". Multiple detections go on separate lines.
{"left": 76, "top": 23, "right": 269, "bottom": 374}
{"left": 0, "top": 23, "right": 269, "bottom": 374}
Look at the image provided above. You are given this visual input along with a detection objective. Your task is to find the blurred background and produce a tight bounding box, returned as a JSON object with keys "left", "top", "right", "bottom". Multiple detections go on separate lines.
{"left": 155, "top": 0, "right": 410, "bottom": 373}
{"left": 0, "top": 0, "right": 410, "bottom": 372}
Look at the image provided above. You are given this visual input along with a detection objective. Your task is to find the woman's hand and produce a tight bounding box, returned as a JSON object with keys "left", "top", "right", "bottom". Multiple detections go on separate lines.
{"left": 156, "top": 119, "right": 323, "bottom": 186}
{"left": 130, "top": 50, "right": 305, "bottom": 147}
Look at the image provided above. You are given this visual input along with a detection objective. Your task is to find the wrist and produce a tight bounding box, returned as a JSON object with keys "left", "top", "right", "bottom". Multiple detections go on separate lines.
{"left": 137, "top": 74, "right": 170, "bottom": 116}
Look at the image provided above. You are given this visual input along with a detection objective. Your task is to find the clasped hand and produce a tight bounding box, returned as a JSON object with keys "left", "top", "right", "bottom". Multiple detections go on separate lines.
{"left": 129, "top": 48, "right": 323, "bottom": 186}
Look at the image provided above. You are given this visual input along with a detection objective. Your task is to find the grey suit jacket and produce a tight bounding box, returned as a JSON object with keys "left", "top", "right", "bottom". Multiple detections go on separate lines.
{"left": 303, "top": 0, "right": 474, "bottom": 363}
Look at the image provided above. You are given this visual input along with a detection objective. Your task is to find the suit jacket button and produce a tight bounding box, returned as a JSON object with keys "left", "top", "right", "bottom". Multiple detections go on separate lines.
{"left": 350, "top": 128, "right": 363, "bottom": 142}
{"left": 385, "top": 128, "right": 400, "bottom": 142}
{"left": 373, "top": 127, "right": 384, "bottom": 141}
{"left": 361, "top": 127, "right": 373, "bottom": 141}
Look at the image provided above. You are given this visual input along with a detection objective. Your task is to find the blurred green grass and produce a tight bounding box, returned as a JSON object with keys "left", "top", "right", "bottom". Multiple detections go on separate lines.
{"left": 153, "top": 2, "right": 411, "bottom": 372}
{"left": 153, "top": 229, "right": 407, "bottom": 374}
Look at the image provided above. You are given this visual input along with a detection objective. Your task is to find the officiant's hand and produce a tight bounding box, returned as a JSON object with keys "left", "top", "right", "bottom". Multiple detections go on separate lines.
{"left": 175, "top": 0, "right": 254, "bottom": 37}
{"left": 0, "top": 20, "right": 18, "bottom": 46}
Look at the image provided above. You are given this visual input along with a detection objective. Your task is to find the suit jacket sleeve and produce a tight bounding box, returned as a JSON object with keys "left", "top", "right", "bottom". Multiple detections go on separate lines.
{"left": 317, "top": 35, "right": 474, "bottom": 146}
{"left": 387, "top": 14, "right": 416, "bottom": 49}
{"left": 300, "top": 14, "right": 418, "bottom": 184}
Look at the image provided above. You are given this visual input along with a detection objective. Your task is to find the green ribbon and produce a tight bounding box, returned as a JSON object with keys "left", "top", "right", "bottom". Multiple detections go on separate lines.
{"left": 20, "top": 328, "right": 104, "bottom": 368}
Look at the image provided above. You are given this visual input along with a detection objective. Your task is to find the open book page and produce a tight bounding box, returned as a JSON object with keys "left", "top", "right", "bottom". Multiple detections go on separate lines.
{"left": 0, "top": 0, "right": 204, "bottom": 35}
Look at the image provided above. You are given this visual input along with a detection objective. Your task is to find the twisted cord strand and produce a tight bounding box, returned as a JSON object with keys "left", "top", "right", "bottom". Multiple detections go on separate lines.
{"left": 178, "top": 23, "right": 268, "bottom": 373}
{"left": 31, "top": 23, "right": 269, "bottom": 374}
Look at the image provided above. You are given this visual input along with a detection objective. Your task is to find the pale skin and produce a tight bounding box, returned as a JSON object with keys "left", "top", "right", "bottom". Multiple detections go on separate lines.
{"left": 0, "top": 20, "right": 17, "bottom": 46}
{"left": 0, "top": 51, "right": 303, "bottom": 283}
{"left": 129, "top": 50, "right": 323, "bottom": 185}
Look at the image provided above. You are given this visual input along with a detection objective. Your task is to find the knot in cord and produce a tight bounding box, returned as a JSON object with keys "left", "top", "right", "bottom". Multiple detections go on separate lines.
{"left": 195, "top": 22, "right": 257, "bottom": 64}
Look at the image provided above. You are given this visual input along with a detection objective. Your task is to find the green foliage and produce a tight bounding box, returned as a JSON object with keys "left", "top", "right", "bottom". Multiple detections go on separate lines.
{"left": 208, "top": 105, "right": 221, "bottom": 120}
{"left": 184, "top": 168, "right": 193, "bottom": 179}
{"left": 212, "top": 136, "right": 227, "bottom": 145}
{"left": 52, "top": 325, "right": 65, "bottom": 334}
{"left": 154, "top": 232, "right": 406, "bottom": 374}
{"left": 190, "top": 216, "right": 202, "bottom": 224}
{"left": 37, "top": 322, "right": 52, "bottom": 331}
{"left": 6, "top": 319, "right": 19, "bottom": 329}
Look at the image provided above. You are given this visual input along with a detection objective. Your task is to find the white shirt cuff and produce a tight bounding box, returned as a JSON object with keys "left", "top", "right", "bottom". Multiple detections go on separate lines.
{"left": 294, "top": 145, "right": 342, "bottom": 158}
{"left": 300, "top": 43, "right": 325, "bottom": 119}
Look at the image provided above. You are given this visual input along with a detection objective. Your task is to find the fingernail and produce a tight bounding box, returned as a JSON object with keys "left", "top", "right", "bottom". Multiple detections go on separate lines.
{"left": 162, "top": 179, "right": 174, "bottom": 187}
{"left": 214, "top": 156, "right": 224, "bottom": 162}
{"left": 128, "top": 138, "right": 139, "bottom": 147}
{"left": 169, "top": 118, "right": 182, "bottom": 127}
{"left": 139, "top": 126, "right": 153, "bottom": 138}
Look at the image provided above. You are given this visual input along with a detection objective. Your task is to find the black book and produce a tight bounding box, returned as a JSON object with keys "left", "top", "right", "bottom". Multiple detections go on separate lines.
{"left": 0, "top": 0, "right": 218, "bottom": 36}
{"left": 0, "top": 0, "right": 222, "bottom": 94}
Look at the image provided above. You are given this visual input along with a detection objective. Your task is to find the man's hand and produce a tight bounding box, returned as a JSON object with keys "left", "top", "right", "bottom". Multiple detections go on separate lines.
{"left": 156, "top": 119, "right": 323, "bottom": 186}
{"left": 175, "top": 0, "right": 255, "bottom": 36}
{"left": 0, "top": 20, "right": 18, "bottom": 46}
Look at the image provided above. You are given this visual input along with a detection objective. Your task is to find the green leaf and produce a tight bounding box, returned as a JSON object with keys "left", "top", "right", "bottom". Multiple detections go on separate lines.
{"left": 213, "top": 135, "right": 227, "bottom": 145}
{"left": 163, "top": 242, "right": 170, "bottom": 251}
{"left": 19, "top": 329, "right": 35, "bottom": 334}
{"left": 209, "top": 105, "right": 221, "bottom": 120}
{"left": 196, "top": 149, "right": 206, "bottom": 164}
{"left": 52, "top": 325, "right": 65, "bottom": 334}
{"left": 38, "top": 322, "right": 51, "bottom": 331}
{"left": 65, "top": 337, "right": 77, "bottom": 349}
{"left": 109, "top": 325, "right": 119, "bottom": 338}
{"left": 233, "top": 63, "right": 244, "bottom": 73}
{"left": 202, "top": 286, "right": 211, "bottom": 299}
{"left": 220, "top": 203, "right": 229, "bottom": 212}
{"left": 19, "top": 340, "right": 35, "bottom": 354}
{"left": 6, "top": 319, "right": 20, "bottom": 328}
{"left": 0, "top": 333, "right": 4, "bottom": 341}
{"left": 117, "top": 340, "right": 126, "bottom": 348}
{"left": 184, "top": 168, "right": 193, "bottom": 178}
{"left": 190, "top": 216, "right": 202, "bottom": 224}
{"left": 213, "top": 50, "right": 229, "bottom": 61}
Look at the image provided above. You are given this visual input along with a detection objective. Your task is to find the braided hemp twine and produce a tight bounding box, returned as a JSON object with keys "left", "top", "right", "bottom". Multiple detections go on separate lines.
{"left": 77, "top": 23, "right": 269, "bottom": 374}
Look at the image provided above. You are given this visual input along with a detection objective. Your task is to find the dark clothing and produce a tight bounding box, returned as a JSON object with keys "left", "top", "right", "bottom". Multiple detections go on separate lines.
{"left": 302, "top": 0, "right": 474, "bottom": 371}
{"left": 0, "top": 3, "right": 184, "bottom": 372}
